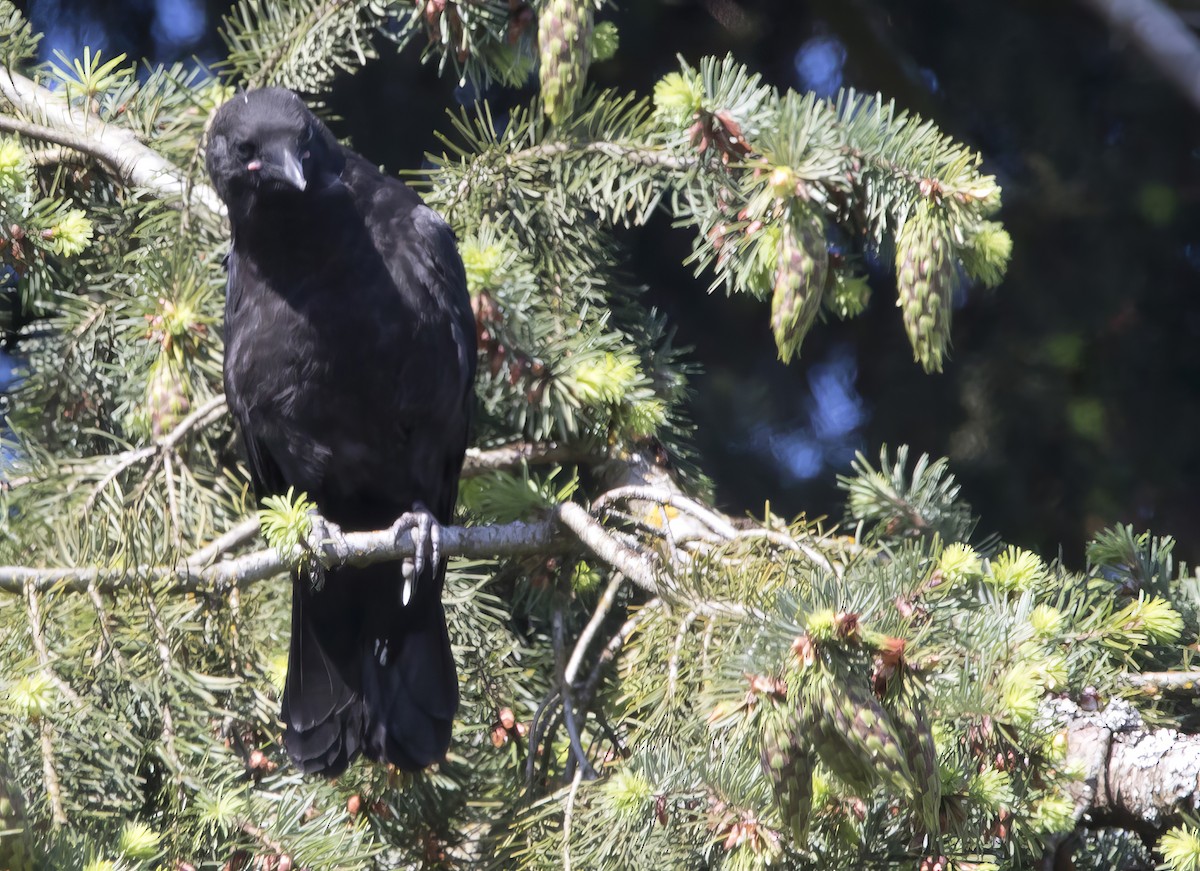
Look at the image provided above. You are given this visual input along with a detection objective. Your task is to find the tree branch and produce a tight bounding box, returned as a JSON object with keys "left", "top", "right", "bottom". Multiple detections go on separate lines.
{"left": 0, "top": 66, "right": 224, "bottom": 215}
{"left": 1049, "top": 696, "right": 1200, "bottom": 834}
{"left": 1121, "top": 670, "right": 1200, "bottom": 696}
{"left": 1079, "top": 0, "right": 1200, "bottom": 113}
{"left": 0, "top": 515, "right": 572, "bottom": 595}
{"left": 463, "top": 441, "right": 606, "bottom": 477}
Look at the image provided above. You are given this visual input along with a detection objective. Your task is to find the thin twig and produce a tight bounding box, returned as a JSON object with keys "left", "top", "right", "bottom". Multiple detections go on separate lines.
{"left": 563, "top": 572, "right": 626, "bottom": 686}
{"left": 578, "top": 599, "right": 662, "bottom": 710}
{"left": 86, "top": 583, "right": 126, "bottom": 671}
{"left": 83, "top": 394, "right": 228, "bottom": 510}
{"left": 38, "top": 720, "right": 66, "bottom": 828}
{"left": 562, "top": 768, "right": 585, "bottom": 871}
{"left": 594, "top": 485, "right": 739, "bottom": 539}
{"left": 24, "top": 584, "right": 68, "bottom": 827}
{"left": 554, "top": 607, "right": 597, "bottom": 781}
{"left": 735, "top": 528, "right": 838, "bottom": 576}
{"left": 24, "top": 584, "right": 81, "bottom": 705}
{"left": 185, "top": 518, "right": 261, "bottom": 569}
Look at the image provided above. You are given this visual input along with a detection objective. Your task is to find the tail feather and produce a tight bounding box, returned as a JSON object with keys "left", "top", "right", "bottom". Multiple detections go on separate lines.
{"left": 361, "top": 600, "right": 457, "bottom": 769}
{"left": 280, "top": 561, "right": 457, "bottom": 776}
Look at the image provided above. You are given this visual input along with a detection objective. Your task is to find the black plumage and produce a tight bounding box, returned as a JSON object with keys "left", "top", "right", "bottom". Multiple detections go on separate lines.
{"left": 205, "top": 88, "right": 476, "bottom": 776}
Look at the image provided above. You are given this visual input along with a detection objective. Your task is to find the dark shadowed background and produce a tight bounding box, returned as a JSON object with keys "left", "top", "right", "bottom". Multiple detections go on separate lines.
{"left": 11, "top": 0, "right": 1200, "bottom": 564}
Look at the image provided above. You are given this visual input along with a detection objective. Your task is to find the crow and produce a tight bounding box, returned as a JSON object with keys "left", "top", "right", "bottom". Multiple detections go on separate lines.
{"left": 206, "top": 87, "right": 476, "bottom": 776}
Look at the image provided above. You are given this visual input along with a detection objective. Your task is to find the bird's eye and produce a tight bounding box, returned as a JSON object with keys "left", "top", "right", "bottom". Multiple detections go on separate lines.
{"left": 235, "top": 140, "right": 256, "bottom": 160}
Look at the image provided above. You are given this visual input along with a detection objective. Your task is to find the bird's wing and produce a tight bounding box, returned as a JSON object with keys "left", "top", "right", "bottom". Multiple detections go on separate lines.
{"left": 407, "top": 203, "right": 479, "bottom": 409}
{"left": 222, "top": 248, "right": 288, "bottom": 499}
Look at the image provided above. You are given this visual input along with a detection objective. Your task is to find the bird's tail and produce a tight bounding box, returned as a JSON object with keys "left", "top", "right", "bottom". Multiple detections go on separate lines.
{"left": 281, "top": 561, "right": 458, "bottom": 776}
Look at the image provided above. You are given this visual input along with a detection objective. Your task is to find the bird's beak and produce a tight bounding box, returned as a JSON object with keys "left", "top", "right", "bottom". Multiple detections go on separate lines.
{"left": 263, "top": 145, "right": 307, "bottom": 191}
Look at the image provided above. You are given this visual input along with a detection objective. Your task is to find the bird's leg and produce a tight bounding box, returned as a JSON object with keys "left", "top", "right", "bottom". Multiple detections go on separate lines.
{"left": 391, "top": 502, "right": 441, "bottom": 606}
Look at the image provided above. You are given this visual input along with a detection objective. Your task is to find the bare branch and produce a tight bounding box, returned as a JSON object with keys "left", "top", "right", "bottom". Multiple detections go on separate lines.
{"left": 0, "top": 515, "right": 571, "bottom": 595}
{"left": 1121, "top": 670, "right": 1200, "bottom": 696}
{"left": 186, "top": 518, "right": 262, "bottom": 569}
{"left": 0, "top": 67, "right": 224, "bottom": 215}
{"left": 563, "top": 571, "right": 626, "bottom": 686}
{"left": 463, "top": 441, "right": 605, "bottom": 477}
{"left": 556, "top": 501, "right": 663, "bottom": 594}
{"left": 1079, "top": 0, "right": 1200, "bottom": 113}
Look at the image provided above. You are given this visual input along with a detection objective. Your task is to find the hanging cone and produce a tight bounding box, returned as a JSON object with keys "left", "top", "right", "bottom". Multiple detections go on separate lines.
{"left": 538, "top": 0, "right": 593, "bottom": 123}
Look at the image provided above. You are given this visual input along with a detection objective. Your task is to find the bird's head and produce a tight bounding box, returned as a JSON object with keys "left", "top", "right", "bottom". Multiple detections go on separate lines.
{"left": 205, "top": 87, "right": 345, "bottom": 212}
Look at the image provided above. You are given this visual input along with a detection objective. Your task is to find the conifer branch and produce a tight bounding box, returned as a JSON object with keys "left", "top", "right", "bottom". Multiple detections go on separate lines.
{"left": 140, "top": 582, "right": 185, "bottom": 785}
{"left": 0, "top": 515, "right": 570, "bottom": 594}
{"left": 0, "top": 66, "right": 223, "bottom": 214}
{"left": 186, "top": 518, "right": 262, "bottom": 569}
{"left": 20, "top": 402, "right": 576, "bottom": 501}
{"left": 24, "top": 585, "right": 68, "bottom": 827}
{"left": 37, "top": 719, "right": 65, "bottom": 828}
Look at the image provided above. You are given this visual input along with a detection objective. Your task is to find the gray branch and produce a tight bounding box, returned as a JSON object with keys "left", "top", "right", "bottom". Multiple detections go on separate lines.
{"left": 1121, "top": 670, "right": 1200, "bottom": 696}
{"left": 0, "top": 66, "right": 224, "bottom": 215}
{"left": 0, "top": 516, "right": 571, "bottom": 595}
{"left": 463, "top": 441, "right": 606, "bottom": 476}
{"left": 1048, "top": 696, "right": 1200, "bottom": 833}
{"left": 1080, "top": 0, "right": 1200, "bottom": 113}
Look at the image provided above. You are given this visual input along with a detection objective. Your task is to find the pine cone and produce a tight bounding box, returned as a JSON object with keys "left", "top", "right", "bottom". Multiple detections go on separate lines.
{"left": 771, "top": 207, "right": 828, "bottom": 363}
{"left": 882, "top": 680, "right": 941, "bottom": 835}
{"left": 895, "top": 204, "right": 955, "bottom": 373}
{"left": 147, "top": 362, "right": 190, "bottom": 438}
{"left": 808, "top": 673, "right": 914, "bottom": 797}
{"left": 759, "top": 703, "right": 814, "bottom": 843}
{"left": 538, "top": 0, "right": 593, "bottom": 123}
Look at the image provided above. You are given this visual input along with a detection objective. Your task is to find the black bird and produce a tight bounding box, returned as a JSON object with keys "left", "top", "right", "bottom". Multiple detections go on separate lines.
{"left": 206, "top": 88, "right": 476, "bottom": 776}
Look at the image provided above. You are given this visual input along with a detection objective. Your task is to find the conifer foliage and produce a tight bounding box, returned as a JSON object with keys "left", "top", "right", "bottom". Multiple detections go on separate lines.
{"left": 0, "top": 2, "right": 1196, "bottom": 869}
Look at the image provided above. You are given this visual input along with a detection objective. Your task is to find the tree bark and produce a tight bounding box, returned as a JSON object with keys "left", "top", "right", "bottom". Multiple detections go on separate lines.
{"left": 1048, "top": 696, "right": 1200, "bottom": 835}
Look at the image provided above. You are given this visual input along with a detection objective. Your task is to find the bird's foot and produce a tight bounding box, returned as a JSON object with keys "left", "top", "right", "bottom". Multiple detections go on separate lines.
{"left": 306, "top": 509, "right": 350, "bottom": 561}
{"left": 303, "top": 509, "right": 349, "bottom": 590}
{"left": 391, "top": 502, "right": 440, "bottom": 606}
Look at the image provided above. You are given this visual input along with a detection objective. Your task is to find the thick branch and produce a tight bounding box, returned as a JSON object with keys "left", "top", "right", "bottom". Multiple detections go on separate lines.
{"left": 0, "top": 67, "right": 223, "bottom": 215}
{"left": 1048, "top": 696, "right": 1200, "bottom": 834}
{"left": 1079, "top": 0, "right": 1200, "bottom": 113}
